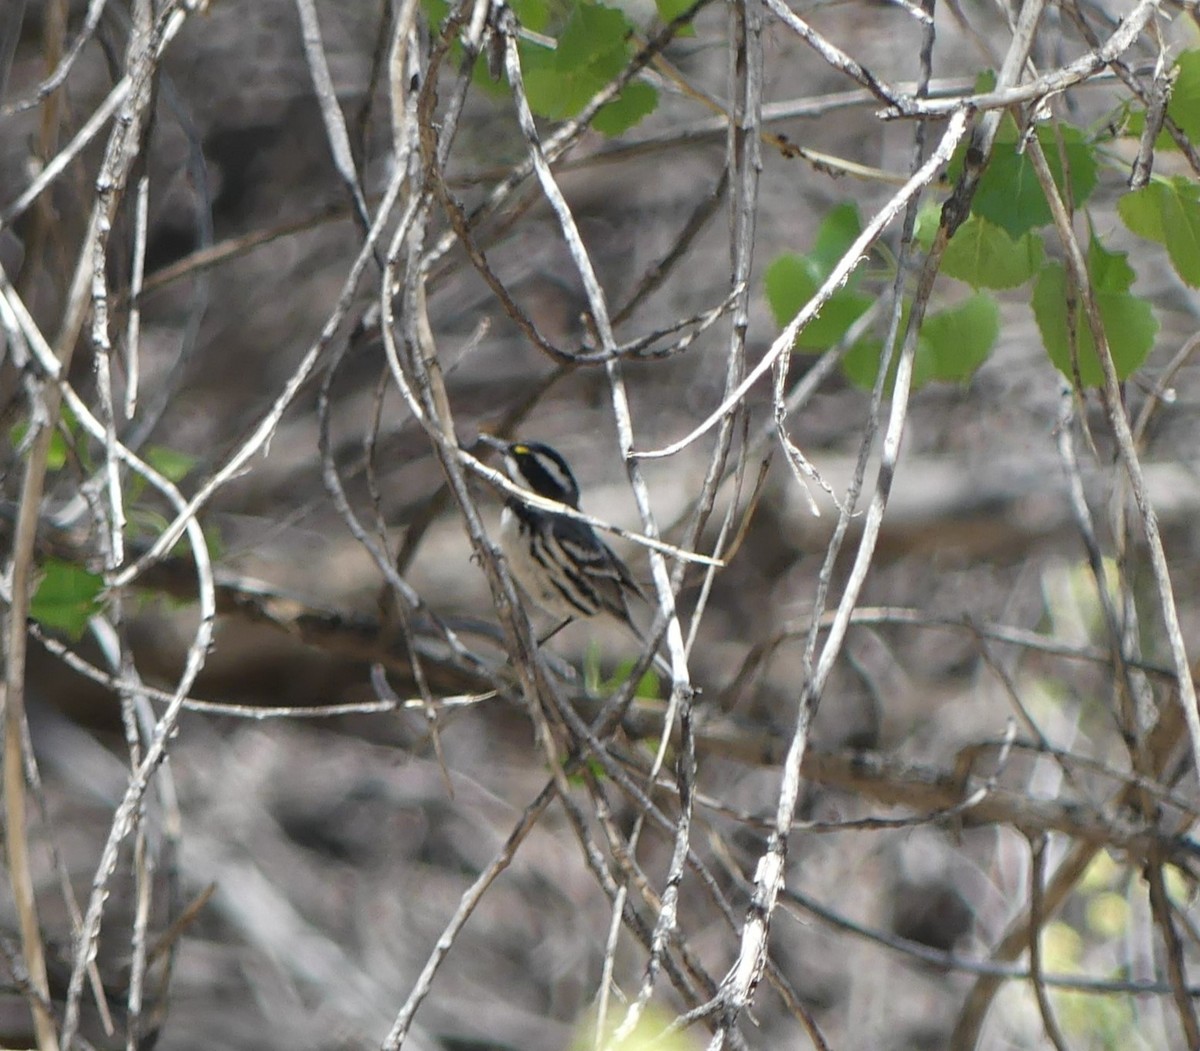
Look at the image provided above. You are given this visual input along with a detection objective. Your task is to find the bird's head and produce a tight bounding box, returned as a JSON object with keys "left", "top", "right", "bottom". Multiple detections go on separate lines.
{"left": 479, "top": 436, "right": 582, "bottom": 508}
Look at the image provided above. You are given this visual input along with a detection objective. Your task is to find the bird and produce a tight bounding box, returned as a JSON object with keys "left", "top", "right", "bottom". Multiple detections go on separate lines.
{"left": 477, "top": 435, "right": 656, "bottom": 653}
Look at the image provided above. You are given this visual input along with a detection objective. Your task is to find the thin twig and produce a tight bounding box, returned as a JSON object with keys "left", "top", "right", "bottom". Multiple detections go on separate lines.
{"left": 1027, "top": 132, "right": 1200, "bottom": 799}
{"left": 1027, "top": 834, "right": 1075, "bottom": 1051}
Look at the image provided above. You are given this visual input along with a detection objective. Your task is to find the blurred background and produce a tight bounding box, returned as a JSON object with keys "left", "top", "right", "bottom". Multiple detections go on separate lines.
{"left": 4, "top": 0, "right": 1200, "bottom": 1048}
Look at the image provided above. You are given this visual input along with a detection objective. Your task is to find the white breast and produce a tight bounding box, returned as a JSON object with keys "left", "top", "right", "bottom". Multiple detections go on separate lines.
{"left": 498, "top": 506, "right": 597, "bottom": 621}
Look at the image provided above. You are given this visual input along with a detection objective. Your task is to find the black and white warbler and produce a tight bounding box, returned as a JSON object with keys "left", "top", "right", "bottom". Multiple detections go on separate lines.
{"left": 479, "top": 435, "right": 650, "bottom": 641}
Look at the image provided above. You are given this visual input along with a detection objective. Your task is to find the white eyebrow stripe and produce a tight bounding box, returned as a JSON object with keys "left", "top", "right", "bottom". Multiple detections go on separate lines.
{"left": 461, "top": 449, "right": 725, "bottom": 568}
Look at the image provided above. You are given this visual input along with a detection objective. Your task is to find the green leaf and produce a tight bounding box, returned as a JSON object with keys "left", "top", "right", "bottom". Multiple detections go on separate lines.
{"left": 764, "top": 253, "right": 872, "bottom": 350}
{"left": 1033, "top": 250, "right": 1158, "bottom": 387}
{"left": 809, "top": 203, "right": 863, "bottom": 279}
{"left": 421, "top": 0, "right": 523, "bottom": 90}
{"left": 520, "top": 2, "right": 656, "bottom": 133}
{"left": 841, "top": 336, "right": 886, "bottom": 390}
{"left": 941, "top": 215, "right": 1045, "bottom": 289}
{"left": 913, "top": 294, "right": 999, "bottom": 385}
{"left": 764, "top": 254, "right": 815, "bottom": 323}
{"left": 593, "top": 81, "right": 659, "bottom": 136}
{"left": 1118, "top": 178, "right": 1200, "bottom": 287}
{"left": 841, "top": 297, "right": 997, "bottom": 390}
{"left": 970, "top": 124, "right": 1098, "bottom": 239}
{"left": 45, "top": 430, "right": 68, "bottom": 470}
{"left": 913, "top": 200, "right": 942, "bottom": 250}
{"left": 145, "top": 444, "right": 197, "bottom": 483}
{"left": 654, "top": 0, "right": 697, "bottom": 33}
{"left": 1168, "top": 50, "right": 1200, "bottom": 141}
{"left": 1121, "top": 103, "right": 1177, "bottom": 155}
{"left": 31, "top": 560, "right": 105, "bottom": 638}
{"left": 1118, "top": 50, "right": 1200, "bottom": 149}
{"left": 607, "top": 658, "right": 660, "bottom": 699}
{"left": 421, "top": 0, "right": 450, "bottom": 26}
{"left": 9, "top": 404, "right": 80, "bottom": 469}
{"left": 973, "top": 69, "right": 997, "bottom": 94}
{"left": 513, "top": 0, "right": 551, "bottom": 32}
{"left": 1086, "top": 235, "right": 1135, "bottom": 294}
{"left": 840, "top": 295, "right": 912, "bottom": 391}
{"left": 583, "top": 643, "right": 661, "bottom": 698}
{"left": 565, "top": 753, "right": 608, "bottom": 786}
{"left": 764, "top": 207, "right": 873, "bottom": 350}
{"left": 1118, "top": 184, "right": 1167, "bottom": 243}
{"left": 10, "top": 421, "right": 69, "bottom": 469}
{"left": 1155, "top": 184, "right": 1200, "bottom": 287}
{"left": 555, "top": 2, "right": 628, "bottom": 68}
{"left": 204, "top": 524, "right": 225, "bottom": 560}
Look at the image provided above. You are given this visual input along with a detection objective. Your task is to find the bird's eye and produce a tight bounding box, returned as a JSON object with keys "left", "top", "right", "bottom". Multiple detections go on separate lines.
{"left": 512, "top": 444, "right": 530, "bottom": 456}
